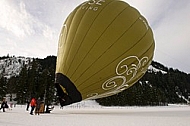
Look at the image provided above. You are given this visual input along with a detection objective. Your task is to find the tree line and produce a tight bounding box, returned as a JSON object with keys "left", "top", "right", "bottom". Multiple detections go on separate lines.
{"left": 0, "top": 56, "right": 190, "bottom": 106}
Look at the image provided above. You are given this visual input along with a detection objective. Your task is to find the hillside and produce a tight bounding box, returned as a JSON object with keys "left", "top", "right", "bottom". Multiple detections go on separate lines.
{"left": 0, "top": 56, "right": 190, "bottom": 106}
{"left": 0, "top": 56, "right": 33, "bottom": 79}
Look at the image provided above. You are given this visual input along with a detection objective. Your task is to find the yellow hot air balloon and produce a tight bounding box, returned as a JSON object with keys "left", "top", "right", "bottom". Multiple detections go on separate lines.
{"left": 55, "top": 0, "right": 155, "bottom": 106}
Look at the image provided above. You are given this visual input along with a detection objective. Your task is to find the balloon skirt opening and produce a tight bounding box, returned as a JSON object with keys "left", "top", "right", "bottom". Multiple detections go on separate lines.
{"left": 55, "top": 73, "right": 82, "bottom": 106}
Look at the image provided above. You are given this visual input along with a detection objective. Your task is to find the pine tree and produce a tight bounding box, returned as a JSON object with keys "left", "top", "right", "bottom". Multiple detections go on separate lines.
{"left": 0, "top": 76, "right": 7, "bottom": 99}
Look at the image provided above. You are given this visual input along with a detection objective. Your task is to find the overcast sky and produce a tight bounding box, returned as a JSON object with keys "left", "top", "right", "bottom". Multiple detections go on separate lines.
{"left": 0, "top": 0, "right": 190, "bottom": 73}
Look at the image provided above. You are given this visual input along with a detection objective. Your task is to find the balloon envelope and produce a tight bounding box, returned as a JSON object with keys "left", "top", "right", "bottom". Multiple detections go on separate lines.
{"left": 55, "top": 0, "right": 155, "bottom": 106}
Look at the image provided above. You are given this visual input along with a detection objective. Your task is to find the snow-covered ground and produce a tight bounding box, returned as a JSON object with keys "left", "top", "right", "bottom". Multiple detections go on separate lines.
{"left": 1, "top": 100, "right": 190, "bottom": 126}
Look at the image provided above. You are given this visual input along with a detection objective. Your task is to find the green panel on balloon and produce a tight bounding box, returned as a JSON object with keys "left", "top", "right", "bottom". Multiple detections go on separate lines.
{"left": 55, "top": 0, "right": 155, "bottom": 106}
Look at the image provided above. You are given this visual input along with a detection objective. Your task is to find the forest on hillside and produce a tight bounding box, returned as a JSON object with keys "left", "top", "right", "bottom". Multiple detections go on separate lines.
{"left": 0, "top": 56, "right": 190, "bottom": 106}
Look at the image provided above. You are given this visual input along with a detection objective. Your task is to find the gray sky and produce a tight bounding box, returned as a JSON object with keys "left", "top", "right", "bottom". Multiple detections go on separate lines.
{"left": 0, "top": 0, "right": 190, "bottom": 73}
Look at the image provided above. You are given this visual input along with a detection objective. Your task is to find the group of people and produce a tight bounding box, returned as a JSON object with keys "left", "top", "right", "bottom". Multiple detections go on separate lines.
{"left": 0, "top": 98, "right": 9, "bottom": 112}
{"left": 1, "top": 97, "right": 54, "bottom": 114}
{"left": 27, "top": 97, "right": 43, "bottom": 115}
{"left": 28, "top": 97, "right": 54, "bottom": 115}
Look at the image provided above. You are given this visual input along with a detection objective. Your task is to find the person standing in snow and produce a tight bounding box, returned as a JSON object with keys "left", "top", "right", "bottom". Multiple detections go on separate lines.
{"left": 35, "top": 98, "right": 41, "bottom": 115}
{"left": 0, "top": 98, "right": 9, "bottom": 112}
{"left": 30, "top": 97, "right": 36, "bottom": 115}
{"left": 26, "top": 100, "right": 30, "bottom": 111}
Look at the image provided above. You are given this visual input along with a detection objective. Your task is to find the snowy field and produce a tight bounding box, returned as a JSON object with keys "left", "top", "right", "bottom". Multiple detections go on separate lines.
{"left": 1, "top": 100, "right": 190, "bottom": 126}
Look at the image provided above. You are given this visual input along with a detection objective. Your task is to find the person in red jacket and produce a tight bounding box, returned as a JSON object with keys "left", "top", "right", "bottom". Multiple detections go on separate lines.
{"left": 30, "top": 97, "right": 36, "bottom": 115}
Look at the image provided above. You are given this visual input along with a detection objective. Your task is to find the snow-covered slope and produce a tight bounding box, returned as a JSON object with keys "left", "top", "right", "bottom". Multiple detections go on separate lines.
{"left": 0, "top": 56, "right": 33, "bottom": 79}
{"left": 148, "top": 65, "right": 167, "bottom": 74}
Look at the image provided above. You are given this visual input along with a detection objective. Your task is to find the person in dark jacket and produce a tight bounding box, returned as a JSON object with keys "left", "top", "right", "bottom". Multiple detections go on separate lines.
{"left": 0, "top": 98, "right": 9, "bottom": 112}
{"left": 35, "top": 98, "right": 41, "bottom": 115}
{"left": 26, "top": 100, "right": 30, "bottom": 111}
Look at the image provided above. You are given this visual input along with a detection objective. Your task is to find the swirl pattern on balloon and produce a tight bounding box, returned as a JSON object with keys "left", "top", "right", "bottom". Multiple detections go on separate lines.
{"left": 86, "top": 55, "right": 149, "bottom": 99}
